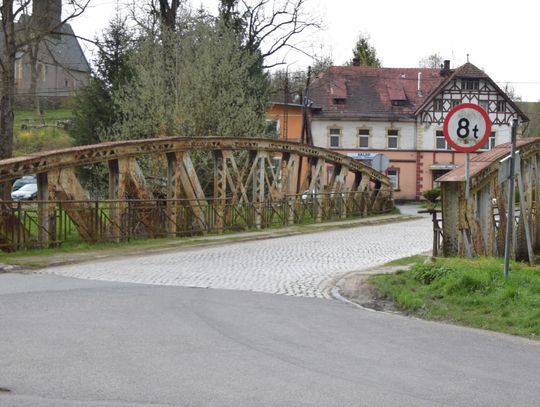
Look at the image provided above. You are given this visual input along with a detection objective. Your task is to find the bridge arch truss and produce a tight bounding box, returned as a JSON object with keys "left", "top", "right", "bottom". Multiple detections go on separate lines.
{"left": 0, "top": 137, "right": 393, "bottom": 251}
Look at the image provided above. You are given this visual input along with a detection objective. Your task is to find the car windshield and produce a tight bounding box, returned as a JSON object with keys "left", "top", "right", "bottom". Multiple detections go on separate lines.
{"left": 17, "top": 183, "right": 37, "bottom": 192}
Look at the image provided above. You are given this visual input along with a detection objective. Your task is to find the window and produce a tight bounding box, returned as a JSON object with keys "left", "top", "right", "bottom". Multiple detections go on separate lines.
{"left": 333, "top": 98, "right": 346, "bottom": 105}
{"left": 451, "top": 100, "right": 460, "bottom": 108}
{"left": 387, "top": 129, "right": 399, "bottom": 149}
{"left": 265, "top": 119, "right": 280, "bottom": 138}
{"left": 462, "top": 79, "right": 479, "bottom": 90}
{"left": 392, "top": 100, "right": 406, "bottom": 106}
{"left": 434, "top": 99, "right": 443, "bottom": 111}
{"left": 329, "top": 128, "right": 341, "bottom": 148}
{"left": 479, "top": 100, "right": 489, "bottom": 112}
{"left": 387, "top": 168, "right": 399, "bottom": 190}
{"left": 479, "top": 132, "right": 496, "bottom": 151}
{"left": 497, "top": 100, "right": 506, "bottom": 112}
{"left": 435, "top": 130, "right": 451, "bottom": 150}
{"left": 37, "top": 64, "right": 45, "bottom": 82}
{"left": 358, "top": 129, "right": 370, "bottom": 148}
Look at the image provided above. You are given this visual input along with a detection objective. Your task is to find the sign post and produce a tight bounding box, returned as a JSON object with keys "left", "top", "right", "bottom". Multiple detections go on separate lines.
{"left": 443, "top": 103, "right": 492, "bottom": 258}
{"left": 503, "top": 119, "right": 519, "bottom": 278}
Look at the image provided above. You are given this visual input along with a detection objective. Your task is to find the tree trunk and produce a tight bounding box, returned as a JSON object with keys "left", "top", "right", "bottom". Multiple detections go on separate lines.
{"left": 0, "top": 1, "right": 16, "bottom": 198}
{"left": 29, "top": 43, "right": 42, "bottom": 116}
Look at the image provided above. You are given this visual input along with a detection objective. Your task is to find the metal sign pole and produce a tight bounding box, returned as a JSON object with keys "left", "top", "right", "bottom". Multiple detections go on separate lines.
{"left": 503, "top": 119, "right": 518, "bottom": 278}
{"left": 465, "top": 153, "right": 470, "bottom": 199}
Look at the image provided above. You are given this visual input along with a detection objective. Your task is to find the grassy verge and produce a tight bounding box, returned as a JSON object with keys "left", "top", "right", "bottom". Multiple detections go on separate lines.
{"left": 14, "top": 109, "right": 74, "bottom": 156}
{"left": 370, "top": 257, "right": 540, "bottom": 338}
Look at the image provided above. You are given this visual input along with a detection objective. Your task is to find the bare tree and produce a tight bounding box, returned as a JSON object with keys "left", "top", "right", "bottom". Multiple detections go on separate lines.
{"left": 419, "top": 53, "right": 443, "bottom": 69}
{"left": 0, "top": 0, "right": 89, "bottom": 170}
{"left": 237, "top": 0, "right": 320, "bottom": 68}
{"left": 153, "top": 0, "right": 181, "bottom": 32}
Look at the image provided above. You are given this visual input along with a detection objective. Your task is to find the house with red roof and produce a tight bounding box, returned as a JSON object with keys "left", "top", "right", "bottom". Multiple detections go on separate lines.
{"left": 309, "top": 61, "right": 528, "bottom": 200}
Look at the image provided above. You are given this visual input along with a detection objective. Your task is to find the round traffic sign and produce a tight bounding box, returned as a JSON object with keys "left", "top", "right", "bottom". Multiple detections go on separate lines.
{"left": 443, "top": 103, "right": 492, "bottom": 153}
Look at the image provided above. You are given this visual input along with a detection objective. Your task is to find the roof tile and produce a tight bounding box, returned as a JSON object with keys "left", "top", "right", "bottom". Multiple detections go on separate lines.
{"left": 310, "top": 67, "right": 446, "bottom": 120}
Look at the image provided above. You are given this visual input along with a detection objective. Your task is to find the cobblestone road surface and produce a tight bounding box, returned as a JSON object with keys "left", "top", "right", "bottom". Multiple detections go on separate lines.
{"left": 40, "top": 209, "right": 432, "bottom": 298}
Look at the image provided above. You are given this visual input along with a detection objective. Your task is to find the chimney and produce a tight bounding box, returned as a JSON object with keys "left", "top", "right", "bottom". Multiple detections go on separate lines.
{"left": 352, "top": 57, "right": 360, "bottom": 67}
{"left": 32, "top": 0, "right": 62, "bottom": 34}
{"left": 417, "top": 72, "right": 422, "bottom": 96}
{"left": 440, "top": 59, "right": 451, "bottom": 77}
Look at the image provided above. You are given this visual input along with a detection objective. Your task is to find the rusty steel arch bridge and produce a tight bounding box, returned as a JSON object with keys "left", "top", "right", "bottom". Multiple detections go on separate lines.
{"left": 0, "top": 137, "right": 393, "bottom": 251}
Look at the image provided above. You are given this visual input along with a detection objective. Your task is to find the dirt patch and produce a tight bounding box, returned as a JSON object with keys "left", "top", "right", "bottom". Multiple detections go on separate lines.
{"left": 332, "top": 265, "right": 412, "bottom": 312}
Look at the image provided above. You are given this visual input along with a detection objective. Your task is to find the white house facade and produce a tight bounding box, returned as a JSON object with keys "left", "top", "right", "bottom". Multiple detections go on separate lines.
{"left": 309, "top": 61, "right": 528, "bottom": 200}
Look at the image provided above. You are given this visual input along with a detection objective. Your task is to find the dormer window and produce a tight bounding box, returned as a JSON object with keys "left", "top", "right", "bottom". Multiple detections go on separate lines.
{"left": 333, "top": 98, "right": 346, "bottom": 105}
{"left": 461, "top": 79, "right": 479, "bottom": 90}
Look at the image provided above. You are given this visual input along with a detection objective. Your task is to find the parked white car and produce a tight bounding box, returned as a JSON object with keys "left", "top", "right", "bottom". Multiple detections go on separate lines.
{"left": 11, "top": 183, "right": 38, "bottom": 201}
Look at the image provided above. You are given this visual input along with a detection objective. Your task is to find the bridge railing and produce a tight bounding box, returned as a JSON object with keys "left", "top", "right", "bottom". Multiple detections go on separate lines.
{"left": 0, "top": 190, "right": 393, "bottom": 251}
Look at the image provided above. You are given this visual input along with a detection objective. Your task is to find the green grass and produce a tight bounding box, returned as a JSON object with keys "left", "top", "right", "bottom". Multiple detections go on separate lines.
{"left": 14, "top": 109, "right": 74, "bottom": 156}
{"left": 385, "top": 255, "right": 427, "bottom": 266}
{"left": 15, "top": 108, "right": 73, "bottom": 127}
{"left": 370, "top": 257, "right": 540, "bottom": 338}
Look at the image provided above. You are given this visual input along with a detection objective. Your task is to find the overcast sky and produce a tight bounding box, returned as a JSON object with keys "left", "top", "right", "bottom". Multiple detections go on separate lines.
{"left": 73, "top": 0, "right": 540, "bottom": 102}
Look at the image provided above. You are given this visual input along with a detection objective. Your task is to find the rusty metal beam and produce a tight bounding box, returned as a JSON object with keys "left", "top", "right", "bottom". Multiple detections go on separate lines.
{"left": 177, "top": 152, "right": 207, "bottom": 230}
{"left": 213, "top": 150, "right": 226, "bottom": 233}
{"left": 49, "top": 168, "right": 101, "bottom": 242}
{"left": 0, "top": 137, "right": 391, "bottom": 188}
{"left": 166, "top": 152, "right": 182, "bottom": 236}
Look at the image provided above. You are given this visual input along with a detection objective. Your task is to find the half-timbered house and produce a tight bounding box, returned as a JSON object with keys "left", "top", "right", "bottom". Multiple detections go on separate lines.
{"left": 309, "top": 61, "right": 528, "bottom": 200}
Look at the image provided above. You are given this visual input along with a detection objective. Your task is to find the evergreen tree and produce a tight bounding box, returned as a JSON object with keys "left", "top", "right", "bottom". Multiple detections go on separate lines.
{"left": 349, "top": 34, "right": 381, "bottom": 67}
{"left": 72, "top": 14, "right": 133, "bottom": 146}
{"left": 113, "top": 14, "right": 269, "bottom": 139}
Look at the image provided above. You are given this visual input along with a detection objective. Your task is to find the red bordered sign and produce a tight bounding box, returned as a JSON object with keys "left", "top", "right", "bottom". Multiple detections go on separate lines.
{"left": 443, "top": 103, "right": 492, "bottom": 153}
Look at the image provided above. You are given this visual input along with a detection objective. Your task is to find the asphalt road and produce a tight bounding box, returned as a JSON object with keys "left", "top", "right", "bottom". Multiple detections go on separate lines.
{"left": 1, "top": 273, "right": 539, "bottom": 407}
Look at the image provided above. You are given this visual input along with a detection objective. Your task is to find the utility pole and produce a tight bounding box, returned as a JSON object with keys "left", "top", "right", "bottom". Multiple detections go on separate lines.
{"left": 296, "top": 67, "right": 312, "bottom": 193}
{"left": 283, "top": 70, "right": 289, "bottom": 140}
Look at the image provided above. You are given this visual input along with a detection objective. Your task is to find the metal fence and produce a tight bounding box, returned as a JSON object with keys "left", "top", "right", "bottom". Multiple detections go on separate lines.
{"left": 0, "top": 191, "right": 393, "bottom": 251}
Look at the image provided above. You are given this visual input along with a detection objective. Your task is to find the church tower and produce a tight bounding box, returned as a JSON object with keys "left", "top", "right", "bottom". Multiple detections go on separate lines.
{"left": 32, "top": 0, "right": 62, "bottom": 33}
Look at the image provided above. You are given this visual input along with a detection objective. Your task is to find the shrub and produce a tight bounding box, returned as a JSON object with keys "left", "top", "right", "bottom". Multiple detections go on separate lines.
{"left": 411, "top": 263, "right": 454, "bottom": 285}
{"left": 422, "top": 187, "right": 441, "bottom": 203}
